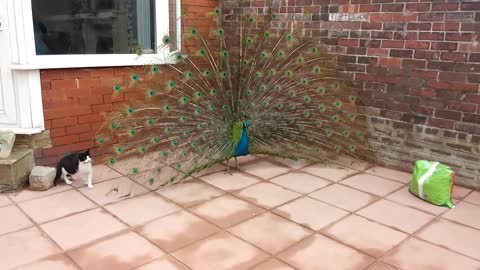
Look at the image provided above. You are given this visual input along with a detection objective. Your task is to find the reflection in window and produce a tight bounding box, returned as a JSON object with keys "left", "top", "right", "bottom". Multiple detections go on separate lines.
{"left": 32, "top": 0, "right": 156, "bottom": 55}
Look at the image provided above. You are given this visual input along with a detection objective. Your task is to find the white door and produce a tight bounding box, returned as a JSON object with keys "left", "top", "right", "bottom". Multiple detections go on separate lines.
{"left": 0, "top": 0, "right": 19, "bottom": 126}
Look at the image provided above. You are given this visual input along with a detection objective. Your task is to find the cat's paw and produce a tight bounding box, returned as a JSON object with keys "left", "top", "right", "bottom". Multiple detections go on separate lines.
{"left": 88, "top": 184, "right": 94, "bottom": 189}
{"left": 65, "top": 180, "right": 73, "bottom": 185}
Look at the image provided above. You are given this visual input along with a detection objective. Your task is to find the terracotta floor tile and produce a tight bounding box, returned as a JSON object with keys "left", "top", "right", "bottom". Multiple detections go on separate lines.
{"left": 189, "top": 195, "right": 264, "bottom": 228}
{"left": 72, "top": 165, "right": 123, "bottom": 188}
{"left": 273, "top": 197, "right": 349, "bottom": 231}
{"left": 0, "top": 194, "right": 11, "bottom": 207}
{"left": 386, "top": 186, "right": 449, "bottom": 215}
{"left": 240, "top": 160, "right": 291, "bottom": 180}
{"left": 357, "top": 199, "right": 434, "bottom": 234}
{"left": 277, "top": 234, "right": 375, "bottom": 270}
{"left": 41, "top": 208, "right": 127, "bottom": 250}
{"left": 331, "top": 155, "right": 372, "bottom": 171}
{"left": 138, "top": 210, "right": 220, "bottom": 252}
{"left": 464, "top": 191, "right": 480, "bottom": 205}
{"left": 105, "top": 193, "right": 180, "bottom": 226}
{"left": 269, "top": 172, "right": 331, "bottom": 194}
{"left": 229, "top": 212, "right": 312, "bottom": 254}
{"left": 78, "top": 177, "right": 149, "bottom": 206}
{"left": 235, "top": 182, "right": 301, "bottom": 209}
{"left": 301, "top": 163, "right": 359, "bottom": 182}
{"left": 201, "top": 171, "right": 260, "bottom": 192}
{"left": 267, "top": 157, "right": 312, "bottom": 169}
{"left": 341, "top": 173, "right": 404, "bottom": 197}
{"left": 416, "top": 218, "right": 480, "bottom": 260}
{"left": 68, "top": 231, "right": 164, "bottom": 270}
{"left": 366, "top": 262, "right": 399, "bottom": 270}
{"left": 364, "top": 166, "right": 411, "bottom": 183}
{"left": 322, "top": 214, "right": 408, "bottom": 258}
{"left": 250, "top": 258, "right": 295, "bottom": 270}
{"left": 172, "top": 231, "right": 269, "bottom": 270}
{"left": 192, "top": 163, "right": 227, "bottom": 178}
{"left": 134, "top": 256, "right": 188, "bottom": 270}
{"left": 156, "top": 180, "right": 225, "bottom": 207}
{"left": 16, "top": 255, "right": 78, "bottom": 270}
{"left": 442, "top": 201, "right": 480, "bottom": 229}
{"left": 309, "top": 184, "right": 378, "bottom": 212}
{"left": 0, "top": 205, "right": 32, "bottom": 236}
{"left": 9, "top": 184, "right": 72, "bottom": 203}
{"left": 384, "top": 238, "right": 480, "bottom": 270}
{"left": 18, "top": 190, "right": 96, "bottom": 223}
{"left": 452, "top": 185, "right": 472, "bottom": 200}
{"left": 0, "top": 227, "right": 60, "bottom": 270}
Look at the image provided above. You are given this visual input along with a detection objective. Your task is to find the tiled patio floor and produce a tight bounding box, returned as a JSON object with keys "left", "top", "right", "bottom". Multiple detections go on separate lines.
{"left": 1, "top": 155, "right": 480, "bottom": 270}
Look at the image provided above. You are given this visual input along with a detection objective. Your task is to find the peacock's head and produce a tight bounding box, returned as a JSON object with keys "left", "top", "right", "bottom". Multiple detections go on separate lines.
{"left": 243, "top": 121, "right": 251, "bottom": 128}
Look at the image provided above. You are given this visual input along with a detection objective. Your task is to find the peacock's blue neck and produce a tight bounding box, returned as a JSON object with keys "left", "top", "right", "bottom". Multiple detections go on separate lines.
{"left": 234, "top": 126, "right": 249, "bottom": 157}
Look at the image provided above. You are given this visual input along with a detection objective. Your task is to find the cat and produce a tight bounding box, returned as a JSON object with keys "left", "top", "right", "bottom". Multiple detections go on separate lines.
{"left": 54, "top": 150, "right": 93, "bottom": 188}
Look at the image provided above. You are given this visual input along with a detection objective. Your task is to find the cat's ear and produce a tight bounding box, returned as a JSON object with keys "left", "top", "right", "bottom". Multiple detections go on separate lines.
{"left": 85, "top": 149, "right": 90, "bottom": 155}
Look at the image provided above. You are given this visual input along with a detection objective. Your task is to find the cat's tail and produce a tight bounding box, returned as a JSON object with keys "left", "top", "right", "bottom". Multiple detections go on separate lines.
{"left": 53, "top": 163, "right": 62, "bottom": 186}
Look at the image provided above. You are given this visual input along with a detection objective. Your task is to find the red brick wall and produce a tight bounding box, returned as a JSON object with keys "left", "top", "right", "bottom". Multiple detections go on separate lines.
{"left": 221, "top": 0, "right": 480, "bottom": 188}
{"left": 36, "top": 0, "right": 218, "bottom": 166}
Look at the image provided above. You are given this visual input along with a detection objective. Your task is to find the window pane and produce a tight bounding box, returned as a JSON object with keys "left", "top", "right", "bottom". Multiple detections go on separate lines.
{"left": 32, "top": 0, "right": 156, "bottom": 55}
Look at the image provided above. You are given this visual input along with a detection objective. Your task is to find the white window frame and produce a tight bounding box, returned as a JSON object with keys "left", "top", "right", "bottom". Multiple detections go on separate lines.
{"left": 11, "top": 0, "right": 182, "bottom": 70}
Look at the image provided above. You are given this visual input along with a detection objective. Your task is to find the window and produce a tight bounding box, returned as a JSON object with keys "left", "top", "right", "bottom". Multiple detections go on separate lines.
{"left": 12, "top": 0, "right": 181, "bottom": 69}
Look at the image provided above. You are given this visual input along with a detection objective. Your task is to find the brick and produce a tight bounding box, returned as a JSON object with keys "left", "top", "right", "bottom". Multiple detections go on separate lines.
{"left": 469, "top": 53, "right": 480, "bottom": 62}
{"left": 439, "top": 72, "right": 467, "bottom": 82}
{"left": 52, "top": 135, "right": 79, "bottom": 146}
{"left": 448, "top": 101, "right": 476, "bottom": 113}
{"left": 418, "top": 32, "right": 444, "bottom": 40}
{"left": 370, "top": 14, "right": 393, "bottom": 22}
{"left": 382, "top": 3, "right": 405, "bottom": 12}
{"left": 456, "top": 122, "right": 480, "bottom": 135}
{"left": 378, "top": 57, "right": 402, "bottom": 67}
{"left": 393, "top": 32, "right": 417, "bottom": 40}
{"left": 383, "top": 22, "right": 406, "bottom": 31}
{"left": 432, "top": 3, "right": 459, "bottom": 11}
{"left": 455, "top": 63, "right": 480, "bottom": 73}
{"left": 441, "top": 52, "right": 467, "bottom": 62}
{"left": 44, "top": 107, "right": 93, "bottom": 120}
{"left": 360, "top": 4, "right": 380, "bottom": 12}
{"left": 90, "top": 68, "right": 114, "bottom": 78}
{"left": 63, "top": 70, "right": 91, "bottom": 79}
{"left": 381, "top": 40, "right": 404, "bottom": 48}
{"left": 468, "top": 73, "right": 480, "bottom": 83}
{"left": 463, "top": 114, "right": 480, "bottom": 124}
{"left": 465, "top": 94, "right": 480, "bottom": 104}
{"left": 361, "top": 22, "right": 382, "bottom": 30}
{"left": 359, "top": 39, "right": 381, "bottom": 48}
{"left": 78, "top": 131, "right": 97, "bottom": 142}
{"left": 370, "top": 31, "right": 393, "bottom": 39}
{"left": 389, "top": 49, "right": 413, "bottom": 58}
{"left": 430, "top": 42, "right": 458, "bottom": 51}
{"left": 435, "top": 109, "right": 462, "bottom": 121}
{"left": 346, "top": 47, "right": 367, "bottom": 55}
{"left": 461, "top": 2, "right": 480, "bottom": 11}
{"left": 428, "top": 118, "right": 454, "bottom": 129}
{"left": 406, "top": 3, "right": 430, "bottom": 12}
{"left": 403, "top": 59, "right": 426, "bottom": 68}
{"left": 51, "top": 79, "right": 78, "bottom": 89}
{"left": 428, "top": 61, "right": 455, "bottom": 71}
{"left": 41, "top": 70, "right": 64, "bottom": 80}
{"left": 446, "top": 33, "right": 473, "bottom": 41}
{"left": 51, "top": 117, "right": 78, "bottom": 128}
{"left": 446, "top": 12, "right": 475, "bottom": 21}
{"left": 66, "top": 124, "right": 91, "bottom": 135}
{"left": 407, "top": 23, "right": 431, "bottom": 30}
{"left": 414, "top": 105, "right": 434, "bottom": 115}
{"left": 432, "top": 22, "right": 460, "bottom": 31}
{"left": 392, "top": 14, "right": 417, "bottom": 22}
{"left": 405, "top": 41, "right": 429, "bottom": 49}
{"left": 418, "top": 12, "right": 444, "bottom": 21}
{"left": 414, "top": 70, "right": 438, "bottom": 80}
{"left": 78, "top": 114, "right": 104, "bottom": 124}
{"left": 50, "top": 128, "right": 66, "bottom": 138}
{"left": 367, "top": 48, "right": 389, "bottom": 57}
{"left": 339, "top": 38, "right": 360, "bottom": 46}
{"left": 461, "top": 22, "right": 480, "bottom": 32}
{"left": 414, "top": 50, "right": 440, "bottom": 60}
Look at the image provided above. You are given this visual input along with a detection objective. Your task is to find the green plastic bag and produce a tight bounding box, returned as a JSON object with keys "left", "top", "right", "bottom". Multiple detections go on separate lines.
{"left": 409, "top": 160, "right": 455, "bottom": 208}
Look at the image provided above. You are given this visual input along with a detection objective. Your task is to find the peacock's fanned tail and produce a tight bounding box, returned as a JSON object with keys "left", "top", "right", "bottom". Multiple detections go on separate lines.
{"left": 95, "top": 6, "right": 371, "bottom": 189}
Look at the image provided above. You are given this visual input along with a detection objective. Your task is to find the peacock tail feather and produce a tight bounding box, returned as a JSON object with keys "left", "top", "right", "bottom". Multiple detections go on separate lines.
{"left": 95, "top": 5, "right": 371, "bottom": 189}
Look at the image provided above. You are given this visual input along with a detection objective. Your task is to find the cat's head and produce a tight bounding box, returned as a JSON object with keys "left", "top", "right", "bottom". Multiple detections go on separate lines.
{"left": 79, "top": 150, "right": 92, "bottom": 163}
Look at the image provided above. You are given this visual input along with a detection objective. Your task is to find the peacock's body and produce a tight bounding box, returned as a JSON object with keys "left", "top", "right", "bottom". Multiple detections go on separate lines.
{"left": 96, "top": 6, "right": 370, "bottom": 188}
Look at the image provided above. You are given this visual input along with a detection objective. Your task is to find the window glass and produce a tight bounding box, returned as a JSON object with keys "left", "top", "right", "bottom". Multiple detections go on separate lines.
{"left": 31, "top": 0, "right": 156, "bottom": 55}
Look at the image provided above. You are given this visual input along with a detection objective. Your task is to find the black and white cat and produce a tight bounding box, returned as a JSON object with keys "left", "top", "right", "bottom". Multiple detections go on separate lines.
{"left": 54, "top": 150, "right": 93, "bottom": 188}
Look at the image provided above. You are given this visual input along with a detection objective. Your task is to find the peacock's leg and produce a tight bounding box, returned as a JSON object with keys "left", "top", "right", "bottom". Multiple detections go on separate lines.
{"left": 226, "top": 159, "right": 232, "bottom": 175}
{"left": 235, "top": 157, "right": 240, "bottom": 172}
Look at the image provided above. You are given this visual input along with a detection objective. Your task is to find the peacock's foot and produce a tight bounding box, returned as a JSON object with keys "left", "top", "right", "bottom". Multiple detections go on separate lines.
{"left": 236, "top": 165, "right": 240, "bottom": 172}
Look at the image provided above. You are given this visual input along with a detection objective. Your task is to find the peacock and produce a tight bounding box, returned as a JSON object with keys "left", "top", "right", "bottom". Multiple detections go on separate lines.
{"left": 95, "top": 5, "right": 370, "bottom": 189}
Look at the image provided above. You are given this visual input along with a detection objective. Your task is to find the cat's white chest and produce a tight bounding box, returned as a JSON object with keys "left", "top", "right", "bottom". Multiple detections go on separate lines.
{"left": 78, "top": 161, "right": 92, "bottom": 175}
